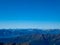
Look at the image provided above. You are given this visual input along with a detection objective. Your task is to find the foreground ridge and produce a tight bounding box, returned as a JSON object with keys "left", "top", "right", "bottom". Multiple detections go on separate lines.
{"left": 0, "top": 29, "right": 60, "bottom": 45}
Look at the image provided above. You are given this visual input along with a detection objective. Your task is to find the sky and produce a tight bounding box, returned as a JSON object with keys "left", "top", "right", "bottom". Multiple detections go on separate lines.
{"left": 0, "top": 0, "right": 60, "bottom": 29}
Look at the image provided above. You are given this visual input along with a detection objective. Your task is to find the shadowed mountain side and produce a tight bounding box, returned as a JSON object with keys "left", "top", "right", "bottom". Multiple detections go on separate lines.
{"left": 0, "top": 29, "right": 60, "bottom": 45}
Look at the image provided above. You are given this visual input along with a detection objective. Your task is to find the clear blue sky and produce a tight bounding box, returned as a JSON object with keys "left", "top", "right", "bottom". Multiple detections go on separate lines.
{"left": 0, "top": 0, "right": 60, "bottom": 29}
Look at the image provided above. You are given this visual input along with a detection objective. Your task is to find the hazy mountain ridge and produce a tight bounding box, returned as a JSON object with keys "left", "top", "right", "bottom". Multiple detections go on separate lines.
{"left": 0, "top": 29, "right": 60, "bottom": 45}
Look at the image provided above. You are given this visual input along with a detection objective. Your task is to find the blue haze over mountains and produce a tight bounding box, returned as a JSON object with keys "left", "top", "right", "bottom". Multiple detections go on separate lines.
{"left": 0, "top": 29, "right": 60, "bottom": 45}
{"left": 0, "top": 0, "right": 60, "bottom": 44}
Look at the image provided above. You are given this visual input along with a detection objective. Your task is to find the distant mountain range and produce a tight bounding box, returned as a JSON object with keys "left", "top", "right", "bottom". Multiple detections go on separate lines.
{"left": 0, "top": 29, "right": 60, "bottom": 45}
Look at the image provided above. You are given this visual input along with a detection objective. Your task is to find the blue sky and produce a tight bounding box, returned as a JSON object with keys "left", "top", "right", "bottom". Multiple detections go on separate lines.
{"left": 0, "top": 0, "right": 60, "bottom": 29}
